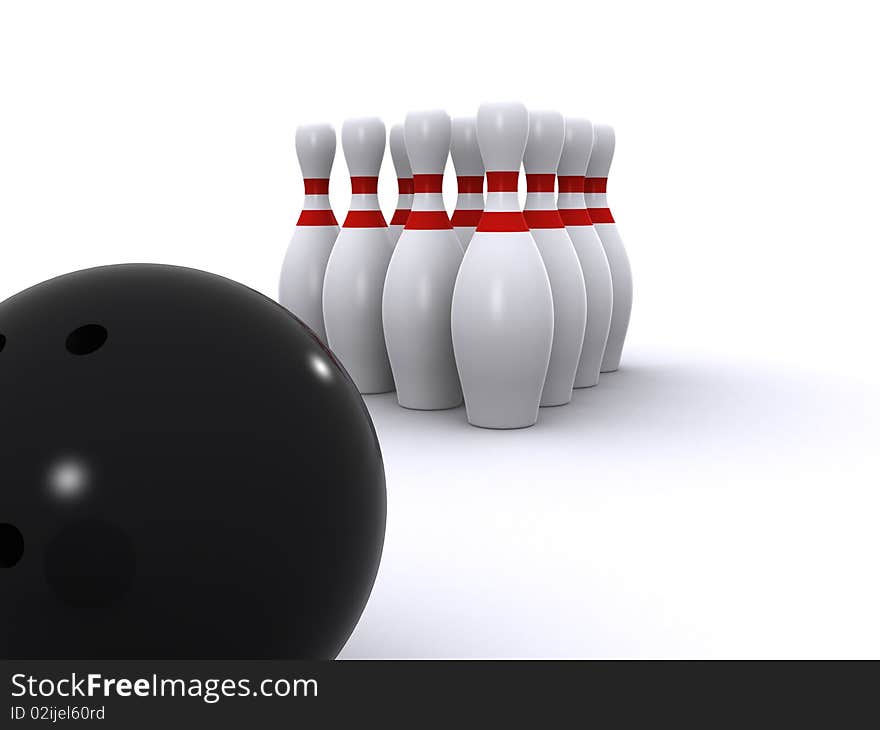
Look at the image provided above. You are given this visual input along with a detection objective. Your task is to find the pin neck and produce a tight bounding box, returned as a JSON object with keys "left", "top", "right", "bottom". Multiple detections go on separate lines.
{"left": 410, "top": 174, "right": 446, "bottom": 213}
{"left": 413, "top": 174, "right": 444, "bottom": 193}
{"left": 524, "top": 174, "right": 557, "bottom": 213}
{"left": 525, "top": 174, "right": 555, "bottom": 193}
{"left": 482, "top": 171, "right": 521, "bottom": 215}
{"left": 344, "top": 174, "right": 384, "bottom": 227}
{"left": 584, "top": 176, "right": 612, "bottom": 221}
{"left": 350, "top": 176, "right": 379, "bottom": 194}
{"left": 298, "top": 177, "right": 335, "bottom": 224}
{"left": 557, "top": 176, "right": 585, "bottom": 193}
{"left": 394, "top": 178, "right": 413, "bottom": 223}
{"left": 486, "top": 171, "right": 519, "bottom": 193}
{"left": 556, "top": 175, "right": 592, "bottom": 225}
{"left": 454, "top": 176, "right": 484, "bottom": 223}
{"left": 584, "top": 177, "right": 607, "bottom": 193}
{"left": 477, "top": 170, "right": 528, "bottom": 232}
{"left": 348, "top": 175, "right": 381, "bottom": 214}
{"left": 456, "top": 176, "right": 484, "bottom": 194}
{"left": 304, "top": 178, "right": 330, "bottom": 195}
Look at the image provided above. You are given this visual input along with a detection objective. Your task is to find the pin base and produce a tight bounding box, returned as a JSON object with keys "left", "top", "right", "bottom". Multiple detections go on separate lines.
{"left": 396, "top": 398, "right": 463, "bottom": 412}
{"left": 466, "top": 421, "right": 538, "bottom": 430}
{"left": 539, "top": 397, "right": 573, "bottom": 408}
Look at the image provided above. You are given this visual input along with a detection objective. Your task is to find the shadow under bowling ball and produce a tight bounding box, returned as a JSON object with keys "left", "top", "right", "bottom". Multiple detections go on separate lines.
{"left": 0, "top": 264, "right": 386, "bottom": 659}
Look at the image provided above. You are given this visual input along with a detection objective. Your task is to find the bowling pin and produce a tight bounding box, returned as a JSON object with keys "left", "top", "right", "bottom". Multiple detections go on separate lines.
{"left": 451, "top": 102, "right": 554, "bottom": 429}
{"left": 523, "top": 111, "right": 587, "bottom": 407}
{"left": 587, "top": 124, "right": 633, "bottom": 372}
{"left": 388, "top": 124, "right": 413, "bottom": 246}
{"left": 279, "top": 123, "right": 339, "bottom": 342}
{"left": 450, "top": 117, "right": 485, "bottom": 250}
{"left": 558, "top": 118, "right": 613, "bottom": 388}
{"left": 382, "top": 110, "right": 463, "bottom": 410}
{"left": 322, "top": 117, "right": 395, "bottom": 394}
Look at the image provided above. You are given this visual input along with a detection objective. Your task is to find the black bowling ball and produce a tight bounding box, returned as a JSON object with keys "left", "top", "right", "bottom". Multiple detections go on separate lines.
{"left": 0, "top": 264, "right": 385, "bottom": 658}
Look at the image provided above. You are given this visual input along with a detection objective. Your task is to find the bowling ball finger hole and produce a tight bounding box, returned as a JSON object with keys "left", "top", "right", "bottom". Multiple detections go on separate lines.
{"left": 65, "top": 324, "right": 108, "bottom": 356}
{"left": 0, "top": 523, "right": 25, "bottom": 568}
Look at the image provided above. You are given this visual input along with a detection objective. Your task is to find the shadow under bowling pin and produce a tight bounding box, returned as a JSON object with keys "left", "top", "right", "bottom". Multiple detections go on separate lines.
{"left": 451, "top": 102, "right": 554, "bottom": 429}
{"left": 587, "top": 124, "right": 633, "bottom": 373}
{"left": 322, "top": 117, "right": 395, "bottom": 394}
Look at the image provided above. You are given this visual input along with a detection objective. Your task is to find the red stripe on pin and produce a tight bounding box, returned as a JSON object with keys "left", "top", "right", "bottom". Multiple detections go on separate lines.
{"left": 390, "top": 209, "right": 411, "bottom": 226}
{"left": 523, "top": 210, "right": 564, "bottom": 229}
{"left": 451, "top": 209, "right": 483, "bottom": 227}
{"left": 398, "top": 178, "right": 414, "bottom": 194}
{"left": 476, "top": 211, "right": 529, "bottom": 232}
{"left": 526, "top": 174, "right": 555, "bottom": 192}
{"left": 457, "top": 176, "right": 484, "bottom": 194}
{"left": 343, "top": 210, "right": 387, "bottom": 228}
{"left": 486, "top": 171, "right": 519, "bottom": 192}
{"left": 587, "top": 208, "right": 615, "bottom": 224}
{"left": 405, "top": 210, "right": 453, "bottom": 230}
{"left": 584, "top": 177, "right": 608, "bottom": 193}
{"left": 297, "top": 209, "right": 338, "bottom": 226}
{"left": 413, "top": 174, "right": 444, "bottom": 193}
{"left": 350, "top": 176, "right": 379, "bottom": 194}
{"left": 303, "top": 178, "right": 330, "bottom": 195}
{"left": 558, "top": 176, "right": 586, "bottom": 193}
{"left": 559, "top": 208, "right": 593, "bottom": 226}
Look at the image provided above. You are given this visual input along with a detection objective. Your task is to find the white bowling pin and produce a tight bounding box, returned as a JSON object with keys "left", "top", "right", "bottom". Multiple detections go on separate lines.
{"left": 388, "top": 124, "right": 412, "bottom": 246}
{"left": 322, "top": 117, "right": 395, "bottom": 394}
{"left": 279, "top": 123, "right": 339, "bottom": 342}
{"left": 559, "top": 118, "right": 613, "bottom": 388}
{"left": 382, "top": 110, "right": 463, "bottom": 410}
{"left": 450, "top": 117, "right": 484, "bottom": 250}
{"left": 523, "top": 111, "right": 587, "bottom": 407}
{"left": 451, "top": 102, "right": 554, "bottom": 429}
{"left": 587, "top": 124, "right": 633, "bottom": 373}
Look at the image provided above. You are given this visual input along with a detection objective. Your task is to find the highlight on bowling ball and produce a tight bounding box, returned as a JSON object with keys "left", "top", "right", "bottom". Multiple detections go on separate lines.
{"left": 0, "top": 264, "right": 386, "bottom": 659}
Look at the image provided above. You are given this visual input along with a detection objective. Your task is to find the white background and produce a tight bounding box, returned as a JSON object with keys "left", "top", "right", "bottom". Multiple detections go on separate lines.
{"left": 1, "top": 0, "right": 878, "bottom": 657}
